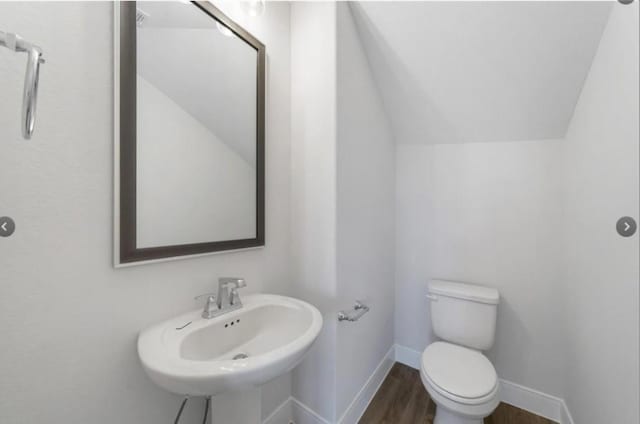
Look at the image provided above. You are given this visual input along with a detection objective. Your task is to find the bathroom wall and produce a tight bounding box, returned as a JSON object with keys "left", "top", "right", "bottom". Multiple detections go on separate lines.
{"left": 290, "top": 1, "right": 339, "bottom": 420}
{"left": 394, "top": 1, "right": 639, "bottom": 415}
{"left": 0, "top": 1, "right": 292, "bottom": 422}
{"left": 289, "top": 4, "right": 396, "bottom": 422}
{"left": 562, "top": 3, "right": 639, "bottom": 423}
{"left": 335, "top": 3, "right": 395, "bottom": 420}
{"left": 395, "top": 140, "right": 566, "bottom": 397}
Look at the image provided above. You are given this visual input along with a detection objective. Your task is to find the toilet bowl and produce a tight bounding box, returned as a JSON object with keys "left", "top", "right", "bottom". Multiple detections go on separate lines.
{"left": 421, "top": 280, "right": 501, "bottom": 424}
{"left": 420, "top": 342, "right": 499, "bottom": 424}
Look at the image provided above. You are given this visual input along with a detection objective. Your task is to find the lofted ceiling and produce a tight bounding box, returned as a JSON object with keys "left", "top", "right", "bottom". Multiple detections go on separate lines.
{"left": 350, "top": 1, "right": 612, "bottom": 144}
{"left": 136, "top": 2, "right": 257, "bottom": 166}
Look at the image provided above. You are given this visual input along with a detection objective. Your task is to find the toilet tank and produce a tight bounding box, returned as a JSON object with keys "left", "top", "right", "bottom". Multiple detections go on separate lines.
{"left": 428, "top": 280, "right": 500, "bottom": 351}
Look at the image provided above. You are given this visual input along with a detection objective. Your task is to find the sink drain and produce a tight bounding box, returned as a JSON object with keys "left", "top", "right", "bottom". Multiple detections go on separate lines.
{"left": 232, "top": 353, "right": 249, "bottom": 360}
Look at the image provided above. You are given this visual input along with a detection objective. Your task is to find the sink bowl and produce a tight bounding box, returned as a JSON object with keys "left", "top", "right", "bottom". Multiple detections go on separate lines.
{"left": 138, "top": 294, "right": 322, "bottom": 396}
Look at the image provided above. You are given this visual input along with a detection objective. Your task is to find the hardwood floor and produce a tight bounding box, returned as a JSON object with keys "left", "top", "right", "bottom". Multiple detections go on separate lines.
{"left": 359, "top": 363, "right": 557, "bottom": 424}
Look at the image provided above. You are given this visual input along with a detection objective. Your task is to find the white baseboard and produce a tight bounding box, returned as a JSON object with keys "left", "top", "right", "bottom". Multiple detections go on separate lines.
{"left": 263, "top": 396, "right": 294, "bottom": 424}
{"left": 499, "top": 379, "right": 562, "bottom": 422}
{"left": 560, "top": 399, "right": 575, "bottom": 424}
{"left": 282, "top": 344, "right": 573, "bottom": 424}
{"left": 261, "top": 396, "right": 328, "bottom": 424}
{"left": 337, "top": 345, "right": 395, "bottom": 424}
{"left": 282, "top": 345, "right": 395, "bottom": 424}
{"left": 291, "top": 398, "right": 331, "bottom": 424}
{"left": 395, "top": 344, "right": 422, "bottom": 369}
{"left": 393, "top": 344, "right": 572, "bottom": 424}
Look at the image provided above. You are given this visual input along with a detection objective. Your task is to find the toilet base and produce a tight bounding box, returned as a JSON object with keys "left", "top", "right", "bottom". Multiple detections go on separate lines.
{"left": 434, "top": 406, "right": 483, "bottom": 424}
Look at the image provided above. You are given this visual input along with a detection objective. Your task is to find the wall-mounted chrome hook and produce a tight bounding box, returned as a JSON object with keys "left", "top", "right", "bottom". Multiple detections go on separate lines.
{"left": 0, "top": 30, "right": 45, "bottom": 140}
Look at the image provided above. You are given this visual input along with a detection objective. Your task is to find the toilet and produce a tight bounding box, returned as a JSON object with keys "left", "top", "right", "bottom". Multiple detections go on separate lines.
{"left": 420, "top": 280, "right": 501, "bottom": 424}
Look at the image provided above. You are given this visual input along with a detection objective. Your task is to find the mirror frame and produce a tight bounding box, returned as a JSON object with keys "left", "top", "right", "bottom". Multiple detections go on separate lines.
{"left": 115, "top": 1, "right": 265, "bottom": 265}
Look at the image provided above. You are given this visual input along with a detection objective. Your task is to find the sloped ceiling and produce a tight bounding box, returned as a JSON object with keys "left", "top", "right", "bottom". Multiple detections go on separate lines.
{"left": 350, "top": 1, "right": 612, "bottom": 144}
{"left": 137, "top": 1, "right": 257, "bottom": 166}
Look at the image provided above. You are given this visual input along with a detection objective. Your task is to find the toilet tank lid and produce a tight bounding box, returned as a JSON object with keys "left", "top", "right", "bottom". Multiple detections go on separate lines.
{"left": 428, "top": 280, "right": 500, "bottom": 305}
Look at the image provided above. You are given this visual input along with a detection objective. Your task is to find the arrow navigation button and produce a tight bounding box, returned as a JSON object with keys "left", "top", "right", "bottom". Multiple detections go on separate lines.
{"left": 0, "top": 217, "right": 15, "bottom": 237}
{"left": 616, "top": 216, "right": 637, "bottom": 237}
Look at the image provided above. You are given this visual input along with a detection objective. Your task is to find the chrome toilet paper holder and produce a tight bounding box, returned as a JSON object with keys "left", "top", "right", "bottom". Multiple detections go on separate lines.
{"left": 338, "top": 301, "right": 370, "bottom": 322}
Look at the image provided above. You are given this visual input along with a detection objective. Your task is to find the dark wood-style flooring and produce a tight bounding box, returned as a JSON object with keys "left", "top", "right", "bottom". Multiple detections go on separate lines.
{"left": 359, "top": 363, "right": 557, "bottom": 424}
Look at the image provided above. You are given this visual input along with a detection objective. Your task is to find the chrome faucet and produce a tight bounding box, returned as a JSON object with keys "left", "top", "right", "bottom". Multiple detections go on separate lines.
{"left": 195, "top": 277, "right": 246, "bottom": 319}
{"left": 217, "top": 277, "right": 246, "bottom": 309}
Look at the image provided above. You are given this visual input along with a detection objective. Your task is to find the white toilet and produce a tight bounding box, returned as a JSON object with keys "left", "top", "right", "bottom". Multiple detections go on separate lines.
{"left": 420, "top": 280, "right": 501, "bottom": 424}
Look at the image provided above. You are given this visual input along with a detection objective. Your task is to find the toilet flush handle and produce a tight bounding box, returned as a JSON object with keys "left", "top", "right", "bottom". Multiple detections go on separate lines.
{"left": 425, "top": 294, "right": 439, "bottom": 301}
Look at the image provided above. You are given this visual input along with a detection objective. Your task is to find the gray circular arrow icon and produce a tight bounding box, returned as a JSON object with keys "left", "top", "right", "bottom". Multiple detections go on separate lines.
{"left": 616, "top": 216, "right": 637, "bottom": 237}
{"left": 0, "top": 216, "right": 16, "bottom": 237}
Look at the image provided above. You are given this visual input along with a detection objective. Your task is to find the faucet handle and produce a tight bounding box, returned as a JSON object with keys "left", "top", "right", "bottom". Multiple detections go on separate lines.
{"left": 195, "top": 293, "right": 219, "bottom": 319}
{"left": 218, "top": 278, "right": 246, "bottom": 306}
{"left": 230, "top": 287, "right": 243, "bottom": 306}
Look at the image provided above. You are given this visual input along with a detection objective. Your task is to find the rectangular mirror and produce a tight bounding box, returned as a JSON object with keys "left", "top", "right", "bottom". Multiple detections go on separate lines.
{"left": 115, "top": 1, "right": 265, "bottom": 265}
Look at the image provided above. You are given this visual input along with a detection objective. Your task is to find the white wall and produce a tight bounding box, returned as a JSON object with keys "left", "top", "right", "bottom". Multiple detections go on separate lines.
{"left": 290, "top": 5, "right": 396, "bottom": 422}
{"left": 0, "top": 1, "right": 292, "bottom": 422}
{"left": 396, "top": 140, "right": 566, "bottom": 397}
{"left": 290, "top": 2, "right": 338, "bottom": 420}
{"left": 394, "top": 2, "right": 639, "bottom": 415}
{"left": 562, "top": 3, "right": 639, "bottom": 423}
{"left": 335, "top": 3, "right": 395, "bottom": 420}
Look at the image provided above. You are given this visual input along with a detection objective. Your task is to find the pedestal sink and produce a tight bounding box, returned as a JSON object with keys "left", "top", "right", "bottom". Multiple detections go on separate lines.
{"left": 137, "top": 294, "right": 322, "bottom": 397}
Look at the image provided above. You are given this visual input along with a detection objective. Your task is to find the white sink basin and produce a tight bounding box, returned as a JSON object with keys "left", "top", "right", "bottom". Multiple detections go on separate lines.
{"left": 138, "top": 294, "right": 322, "bottom": 396}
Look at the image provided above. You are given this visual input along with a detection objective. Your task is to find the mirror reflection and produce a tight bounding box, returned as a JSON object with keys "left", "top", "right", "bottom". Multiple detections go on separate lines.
{"left": 135, "top": 1, "right": 258, "bottom": 248}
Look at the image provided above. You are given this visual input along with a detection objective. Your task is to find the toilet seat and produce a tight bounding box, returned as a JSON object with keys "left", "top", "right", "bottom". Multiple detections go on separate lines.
{"left": 421, "top": 342, "right": 498, "bottom": 405}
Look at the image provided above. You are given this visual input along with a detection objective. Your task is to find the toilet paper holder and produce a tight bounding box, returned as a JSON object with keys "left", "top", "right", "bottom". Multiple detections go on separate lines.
{"left": 338, "top": 301, "right": 370, "bottom": 322}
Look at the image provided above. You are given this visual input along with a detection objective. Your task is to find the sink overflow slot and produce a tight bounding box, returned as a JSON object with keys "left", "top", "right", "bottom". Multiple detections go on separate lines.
{"left": 233, "top": 353, "right": 249, "bottom": 360}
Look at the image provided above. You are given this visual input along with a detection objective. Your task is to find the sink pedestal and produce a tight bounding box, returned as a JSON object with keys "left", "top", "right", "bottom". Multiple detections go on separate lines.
{"left": 210, "top": 387, "right": 261, "bottom": 424}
